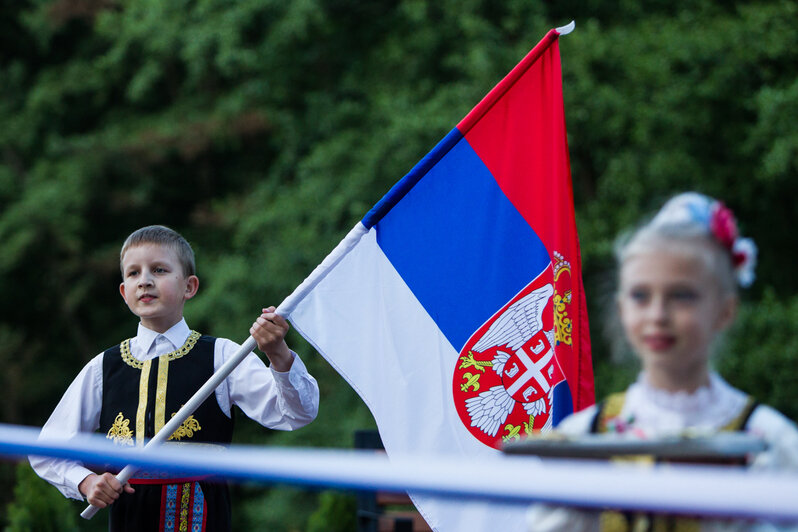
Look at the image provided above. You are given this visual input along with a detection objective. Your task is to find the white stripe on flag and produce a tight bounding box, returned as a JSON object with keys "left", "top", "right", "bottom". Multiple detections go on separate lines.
{"left": 286, "top": 227, "right": 530, "bottom": 530}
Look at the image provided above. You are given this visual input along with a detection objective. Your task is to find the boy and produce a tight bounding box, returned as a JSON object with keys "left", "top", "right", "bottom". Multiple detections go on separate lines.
{"left": 30, "top": 225, "right": 319, "bottom": 531}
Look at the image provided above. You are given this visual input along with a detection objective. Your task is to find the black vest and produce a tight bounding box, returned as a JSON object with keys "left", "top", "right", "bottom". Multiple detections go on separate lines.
{"left": 99, "top": 333, "right": 233, "bottom": 447}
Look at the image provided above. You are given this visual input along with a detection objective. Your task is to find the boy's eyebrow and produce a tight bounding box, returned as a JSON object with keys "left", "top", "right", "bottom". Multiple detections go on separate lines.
{"left": 121, "top": 260, "right": 146, "bottom": 272}
{"left": 123, "top": 259, "right": 173, "bottom": 271}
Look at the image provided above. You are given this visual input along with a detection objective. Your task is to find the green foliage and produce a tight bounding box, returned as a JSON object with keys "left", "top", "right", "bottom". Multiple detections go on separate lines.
{"left": 1, "top": 0, "right": 797, "bottom": 529}
{"left": 4, "top": 462, "right": 79, "bottom": 532}
{"left": 307, "top": 491, "right": 357, "bottom": 532}
{"left": 720, "top": 290, "right": 798, "bottom": 421}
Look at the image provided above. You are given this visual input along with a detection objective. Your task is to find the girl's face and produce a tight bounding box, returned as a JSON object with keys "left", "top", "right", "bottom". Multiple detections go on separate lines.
{"left": 618, "top": 244, "right": 737, "bottom": 391}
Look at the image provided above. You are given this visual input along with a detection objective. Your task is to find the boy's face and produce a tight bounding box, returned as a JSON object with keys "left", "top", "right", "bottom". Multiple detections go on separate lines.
{"left": 119, "top": 243, "right": 199, "bottom": 333}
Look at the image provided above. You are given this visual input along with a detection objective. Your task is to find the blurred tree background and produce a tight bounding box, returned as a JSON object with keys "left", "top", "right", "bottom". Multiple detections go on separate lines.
{"left": 1, "top": 0, "right": 796, "bottom": 529}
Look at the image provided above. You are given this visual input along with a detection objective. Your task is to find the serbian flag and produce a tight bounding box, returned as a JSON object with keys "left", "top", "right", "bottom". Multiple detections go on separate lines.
{"left": 278, "top": 24, "right": 593, "bottom": 531}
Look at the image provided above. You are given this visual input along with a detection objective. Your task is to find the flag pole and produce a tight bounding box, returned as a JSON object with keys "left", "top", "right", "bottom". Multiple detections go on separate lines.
{"left": 80, "top": 336, "right": 258, "bottom": 519}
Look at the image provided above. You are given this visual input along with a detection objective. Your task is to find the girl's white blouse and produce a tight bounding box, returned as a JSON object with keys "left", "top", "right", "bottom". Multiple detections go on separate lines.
{"left": 526, "top": 372, "right": 798, "bottom": 532}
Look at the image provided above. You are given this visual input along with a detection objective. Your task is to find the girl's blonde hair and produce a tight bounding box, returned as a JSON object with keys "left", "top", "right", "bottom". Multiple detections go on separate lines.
{"left": 615, "top": 192, "right": 756, "bottom": 296}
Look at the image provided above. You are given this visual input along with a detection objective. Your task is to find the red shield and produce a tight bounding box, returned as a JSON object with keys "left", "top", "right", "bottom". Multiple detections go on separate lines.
{"left": 452, "top": 264, "right": 567, "bottom": 449}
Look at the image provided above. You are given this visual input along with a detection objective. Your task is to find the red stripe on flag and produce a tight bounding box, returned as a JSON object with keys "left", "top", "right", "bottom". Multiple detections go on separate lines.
{"left": 460, "top": 35, "right": 567, "bottom": 248}
{"left": 459, "top": 31, "right": 594, "bottom": 411}
{"left": 456, "top": 29, "right": 560, "bottom": 135}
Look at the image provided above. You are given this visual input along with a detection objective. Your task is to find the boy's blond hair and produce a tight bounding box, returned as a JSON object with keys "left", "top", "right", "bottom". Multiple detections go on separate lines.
{"left": 120, "top": 225, "right": 196, "bottom": 277}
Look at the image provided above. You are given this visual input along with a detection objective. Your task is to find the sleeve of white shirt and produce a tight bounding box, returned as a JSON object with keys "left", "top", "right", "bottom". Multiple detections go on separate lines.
{"left": 214, "top": 338, "right": 319, "bottom": 430}
{"left": 747, "top": 405, "right": 798, "bottom": 472}
{"left": 28, "top": 354, "right": 104, "bottom": 500}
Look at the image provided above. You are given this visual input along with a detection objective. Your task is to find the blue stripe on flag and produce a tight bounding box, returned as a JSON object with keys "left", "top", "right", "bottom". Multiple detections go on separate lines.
{"left": 375, "top": 135, "right": 551, "bottom": 352}
{"left": 362, "top": 128, "right": 463, "bottom": 229}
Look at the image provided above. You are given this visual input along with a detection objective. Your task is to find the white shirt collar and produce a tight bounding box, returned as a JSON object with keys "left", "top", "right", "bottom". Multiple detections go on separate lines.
{"left": 623, "top": 371, "right": 748, "bottom": 434}
{"left": 134, "top": 319, "right": 191, "bottom": 358}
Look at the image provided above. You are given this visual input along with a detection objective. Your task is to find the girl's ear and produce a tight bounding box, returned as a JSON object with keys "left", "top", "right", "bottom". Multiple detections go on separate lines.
{"left": 716, "top": 294, "right": 738, "bottom": 331}
{"left": 615, "top": 295, "right": 624, "bottom": 323}
{"left": 184, "top": 275, "right": 199, "bottom": 300}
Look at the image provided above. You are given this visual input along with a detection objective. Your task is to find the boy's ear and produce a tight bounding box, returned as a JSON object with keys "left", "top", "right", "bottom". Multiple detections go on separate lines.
{"left": 184, "top": 275, "right": 199, "bottom": 300}
{"left": 119, "top": 282, "right": 127, "bottom": 301}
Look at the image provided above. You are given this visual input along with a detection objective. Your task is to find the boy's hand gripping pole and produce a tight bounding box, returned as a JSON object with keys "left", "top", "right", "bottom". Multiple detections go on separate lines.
{"left": 80, "top": 336, "right": 259, "bottom": 520}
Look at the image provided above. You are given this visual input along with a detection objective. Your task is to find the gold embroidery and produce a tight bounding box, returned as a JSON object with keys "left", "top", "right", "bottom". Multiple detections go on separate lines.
{"left": 599, "top": 510, "right": 630, "bottom": 532}
{"left": 168, "top": 414, "right": 202, "bottom": 441}
{"left": 179, "top": 482, "right": 191, "bottom": 531}
{"left": 106, "top": 412, "right": 134, "bottom": 446}
{"left": 597, "top": 392, "right": 628, "bottom": 433}
{"left": 120, "top": 331, "right": 202, "bottom": 369}
{"left": 117, "top": 331, "right": 200, "bottom": 445}
{"left": 155, "top": 356, "right": 169, "bottom": 435}
{"left": 136, "top": 358, "right": 152, "bottom": 446}
{"left": 723, "top": 396, "right": 756, "bottom": 431}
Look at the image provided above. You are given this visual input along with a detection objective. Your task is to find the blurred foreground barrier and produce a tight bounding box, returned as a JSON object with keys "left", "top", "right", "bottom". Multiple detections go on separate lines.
{"left": 3, "top": 423, "right": 798, "bottom": 524}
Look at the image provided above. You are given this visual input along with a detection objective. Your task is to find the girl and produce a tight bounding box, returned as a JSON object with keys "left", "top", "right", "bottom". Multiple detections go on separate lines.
{"left": 528, "top": 192, "right": 798, "bottom": 531}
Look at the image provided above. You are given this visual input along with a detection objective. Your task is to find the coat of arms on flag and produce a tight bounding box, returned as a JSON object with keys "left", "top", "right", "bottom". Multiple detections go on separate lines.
{"left": 454, "top": 252, "right": 576, "bottom": 449}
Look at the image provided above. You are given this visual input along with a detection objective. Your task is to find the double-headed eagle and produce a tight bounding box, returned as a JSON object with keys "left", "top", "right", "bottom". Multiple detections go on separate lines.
{"left": 464, "top": 284, "right": 556, "bottom": 437}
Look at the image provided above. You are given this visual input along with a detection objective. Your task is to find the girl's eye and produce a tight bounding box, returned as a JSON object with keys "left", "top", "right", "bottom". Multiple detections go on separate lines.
{"left": 628, "top": 289, "right": 649, "bottom": 303}
{"left": 670, "top": 289, "right": 699, "bottom": 302}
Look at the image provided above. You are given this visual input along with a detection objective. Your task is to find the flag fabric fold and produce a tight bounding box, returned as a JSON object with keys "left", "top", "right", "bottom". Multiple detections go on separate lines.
{"left": 278, "top": 27, "right": 593, "bottom": 532}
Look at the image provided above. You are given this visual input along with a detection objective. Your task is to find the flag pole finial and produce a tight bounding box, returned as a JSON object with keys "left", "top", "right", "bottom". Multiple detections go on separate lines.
{"left": 556, "top": 21, "right": 575, "bottom": 35}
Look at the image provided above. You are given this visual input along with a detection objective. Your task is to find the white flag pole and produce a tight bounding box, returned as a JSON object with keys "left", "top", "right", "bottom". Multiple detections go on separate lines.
{"left": 80, "top": 335, "right": 258, "bottom": 520}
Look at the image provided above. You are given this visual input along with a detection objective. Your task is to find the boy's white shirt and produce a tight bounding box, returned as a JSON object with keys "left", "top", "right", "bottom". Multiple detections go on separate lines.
{"left": 30, "top": 318, "right": 319, "bottom": 500}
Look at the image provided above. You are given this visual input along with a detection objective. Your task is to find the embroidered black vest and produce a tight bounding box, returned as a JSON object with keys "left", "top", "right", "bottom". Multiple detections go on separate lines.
{"left": 99, "top": 333, "right": 233, "bottom": 447}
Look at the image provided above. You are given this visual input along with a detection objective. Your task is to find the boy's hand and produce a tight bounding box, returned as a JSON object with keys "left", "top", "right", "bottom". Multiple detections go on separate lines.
{"left": 250, "top": 306, "right": 294, "bottom": 372}
{"left": 79, "top": 472, "right": 134, "bottom": 508}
